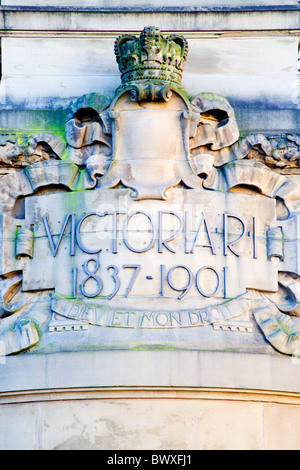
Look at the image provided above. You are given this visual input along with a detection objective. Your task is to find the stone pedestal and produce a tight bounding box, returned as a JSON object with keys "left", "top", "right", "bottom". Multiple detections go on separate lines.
{"left": 1, "top": 351, "right": 300, "bottom": 450}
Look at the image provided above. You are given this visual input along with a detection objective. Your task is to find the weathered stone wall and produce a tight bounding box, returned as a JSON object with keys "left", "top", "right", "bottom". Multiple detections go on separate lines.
{"left": 0, "top": 2, "right": 300, "bottom": 451}
{"left": 2, "top": 351, "right": 300, "bottom": 450}
{"left": 0, "top": 3, "right": 298, "bottom": 161}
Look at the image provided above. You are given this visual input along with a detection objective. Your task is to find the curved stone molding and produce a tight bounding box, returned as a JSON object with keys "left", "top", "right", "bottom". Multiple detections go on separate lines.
{"left": 189, "top": 93, "right": 240, "bottom": 151}
{"left": 0, "top": 272, "right": 33, "bottom": 317}
{"left": 65, "top": 92, "right": 111, "bottom": 123}
{"left": 0, "top": 133, "right": 67, "bottom": 168}
{"left": 245, "top": 134, "right": 300, "bottom": 170}
{"left": 254, "top": 303, "right": 300, "bottom": 357}
{"left": 0, "top": 160, "right": 84, "bottom": 212}
{"left": 0, "top": 171, "right": 33, "bottom": 212}
{"left": 276, "top": 273, "right": 300, "bottom": 316}
{"left": 189, "top": 133, "right": 271, "bottom": 172}
{"left": 24, "top": 160, "right": 81, "bottom": 192}
{"left": 28, "top": 133, "right": 67, "bottom": 159}
{"left": 0, "top": 292, "right": 50, "bottom": 355}
{"left": 203, "top": 159, "right": 299, "bottom": 202}
{"left": 65, "top": 92, "right": 112, "bottom": 167}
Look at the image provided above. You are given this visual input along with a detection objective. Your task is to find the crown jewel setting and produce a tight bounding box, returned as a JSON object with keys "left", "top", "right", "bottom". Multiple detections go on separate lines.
{"left": 114, "top": 26, "right": 188, "bottom": 86}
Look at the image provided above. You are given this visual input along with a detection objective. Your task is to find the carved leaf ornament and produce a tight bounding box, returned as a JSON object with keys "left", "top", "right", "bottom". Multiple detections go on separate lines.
{"left": 0, "top": 27, "right": 300, "bottom": 357}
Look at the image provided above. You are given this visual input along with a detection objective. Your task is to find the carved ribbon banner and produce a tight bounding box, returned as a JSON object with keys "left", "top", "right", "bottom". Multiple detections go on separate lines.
{"left": 50, "top": 293, "right": 252, "bottom": 331}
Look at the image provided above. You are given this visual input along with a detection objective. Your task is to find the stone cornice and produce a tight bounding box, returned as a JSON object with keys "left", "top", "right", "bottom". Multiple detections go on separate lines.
{"left": 0, "top": 5, "right": 299, "bottom": 11}
{"left": 2, "top": 350, "right": 300, "bottom": 395}
{"left": 0, "top": 6, "right": 299, "bottom": 35}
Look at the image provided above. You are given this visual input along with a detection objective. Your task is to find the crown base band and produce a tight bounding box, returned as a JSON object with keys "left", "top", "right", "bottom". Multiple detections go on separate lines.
{"left": 121, "top": 69, "right": 183, "bottom": 87}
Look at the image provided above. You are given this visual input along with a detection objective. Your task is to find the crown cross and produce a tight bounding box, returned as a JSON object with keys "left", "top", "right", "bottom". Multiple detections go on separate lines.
{"left": 114, "top": 26, "right": 188, "bottom": 87}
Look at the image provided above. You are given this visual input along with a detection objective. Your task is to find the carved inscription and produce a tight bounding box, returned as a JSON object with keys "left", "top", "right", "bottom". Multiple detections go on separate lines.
{"left": 5, "top": 187, "right": 278, "bottom": 313}
{"left": 51, "top": 294, "right": 252, "bottom": 330}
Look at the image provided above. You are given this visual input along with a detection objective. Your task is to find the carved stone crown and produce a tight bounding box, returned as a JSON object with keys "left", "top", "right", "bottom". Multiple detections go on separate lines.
{"left": 114, "top": 26, "right": 188, "bottom": 86}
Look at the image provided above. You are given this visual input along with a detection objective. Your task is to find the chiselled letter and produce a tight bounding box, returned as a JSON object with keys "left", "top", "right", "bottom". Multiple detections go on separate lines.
{"left": 223, "top": 213, "right": 246, "bottom": 257}
{"left": 104, "top": 211, "right": 126, "bottom": 253}
{"left": 43, "top": 213, "right": 75, "bottom": 257}
{"left": 188, "top": 311, "right": 202, "bottom": 326}
{"left": 158, "top": 211, "right": 183, "bottom": 253}
{"left": 141, "top": 312, "right": 155, "bottom": 327}
{"left": 76, "top": 212, "right": 102, "bottom": 254}
{"left": 190, "top": 212, "right": 216, "bottom": 254}
{"left": 123, "top": 211, "right": 155, "bottom": 253}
